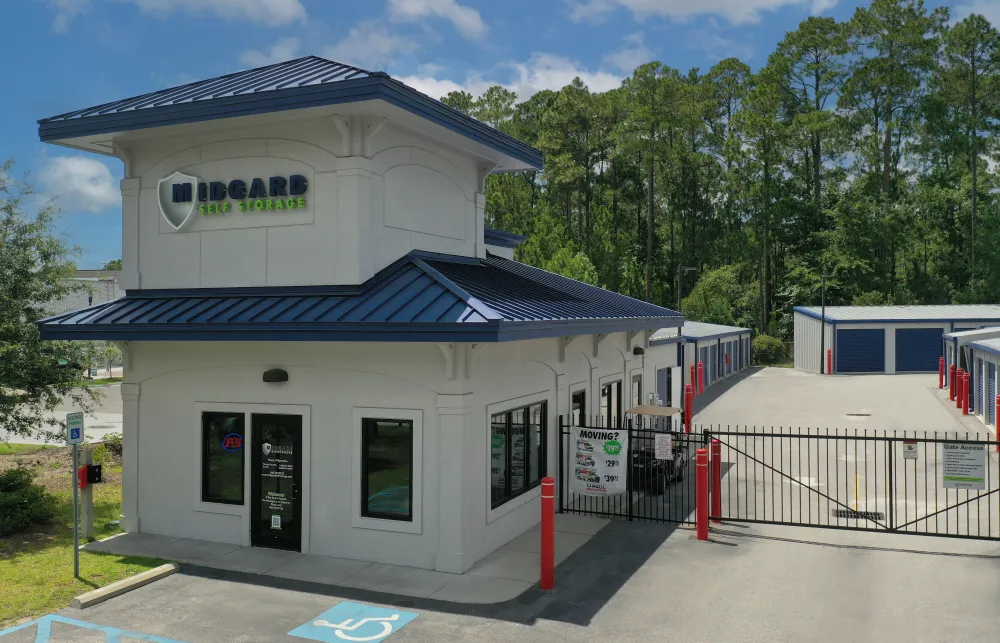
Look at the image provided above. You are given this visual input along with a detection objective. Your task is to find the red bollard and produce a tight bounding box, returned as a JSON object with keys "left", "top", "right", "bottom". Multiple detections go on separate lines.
{"left": 698, "top": 362, "right": 705, "bottom": 394}
{"left": 684, "top": 384, "right": 694, "bottom": 433}
{"left": 540, "top": 477, "right": 554, "bottom": 590}
{"left": 938, "top": 357, "right": 945, "bottom": 390}
{"left": 956, "top": 369, "right": 965, "bottom": 408}
{"left": 689, "top": 364, "right": 697, "bottom": 397}
{"left": 962, "top": 372, "right": 970, "bottom": 416}
{"left": 710, "top": 439, "right": 722, "bottom": 524}
{"left": 826, "top": 348, "right": 832, "bottom": 375}
{"left": 696, "top": 448, "right": 709, "bottom": 541}
{"left": 949, "top": 364, "right": 957, "bottom": 400}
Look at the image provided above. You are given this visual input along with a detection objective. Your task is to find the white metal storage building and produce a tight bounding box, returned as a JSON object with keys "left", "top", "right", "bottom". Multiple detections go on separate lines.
{"left": 967, "top": 337, "right": 1000, "bottom": 431}
{"left": 943, "top": 327, "right": 1000, "bottom": 389}
{"left": 794, "top": 305, "right": 1000, "bottom": 374}
{"left": 680, "top": 322, "right": 752, "bottom": 388}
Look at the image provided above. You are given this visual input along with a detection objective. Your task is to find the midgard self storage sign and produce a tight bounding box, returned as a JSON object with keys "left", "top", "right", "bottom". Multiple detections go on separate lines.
{"left": 942, "top": 442, "right": 986, "bottom": 490}
{"left": 569, "top": 426, "right": 628, "bottom": 496}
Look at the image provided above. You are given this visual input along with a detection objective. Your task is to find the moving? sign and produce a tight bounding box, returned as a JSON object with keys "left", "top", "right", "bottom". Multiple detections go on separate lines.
{"left": 569, "top": 426, "right": 629, "bottom": 496}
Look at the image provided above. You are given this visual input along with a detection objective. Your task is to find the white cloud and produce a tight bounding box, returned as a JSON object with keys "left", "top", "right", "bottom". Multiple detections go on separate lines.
{"left": 240, "top": 36, "right": 301, "bottom": 67}
{"left": 811, "top": 0, "right": 837, "bottom": 13}
{"left": 686, "top": 19, "right": 754, "bottom": 61}
{"left": 603, "top": 32, "right": 655, "bottom": 74}
{"left": 48, "top": 0, "right": 90, "bottom": 33}
{"left": 323, "top": 20, "right": 420, "bottom": 70}
{"left": 396, "top": 52, "right": 624, "bottom": 103}
{"left": 955, "top": 1, "right": 1000, "bottom": 27}
{"left": 568, "top": 0, "right": 833, "bottom": 25}
{"left": 37, "top": 157, "right": 121, "bottom": 214}
{"left": 387, "top": 0, "right": 488, "bottom": 40}
{"left": 52, "top": 0, "right": 307, "bottom": 31}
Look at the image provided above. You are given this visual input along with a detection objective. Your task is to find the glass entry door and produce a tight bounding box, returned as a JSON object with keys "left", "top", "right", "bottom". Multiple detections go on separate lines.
{"left": 250, "top": 414, "right": 302, "bottom": 551}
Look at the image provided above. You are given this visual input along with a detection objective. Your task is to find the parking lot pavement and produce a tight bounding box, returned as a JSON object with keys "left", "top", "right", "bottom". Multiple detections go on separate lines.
{"left": 695, "top": 368, "right": 981, "bottom": 434}
{"left": 3, "top": 518, "right": 997, "bottom": 643}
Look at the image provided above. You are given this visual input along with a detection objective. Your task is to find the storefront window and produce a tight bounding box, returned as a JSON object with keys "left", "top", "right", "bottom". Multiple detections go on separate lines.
{"left": 491, "top": 401, "right": 546, "bottom": 508}
{"left": 600, "top": 381, "right": 621, "bottom": 428}
{"left": 361, "top": 418, "right": 413, "bottom": 521}
{"left": 202, "top": 412, "right": 245, "bottom": 505}
{"left": 631, "top": 374, "right": 642, "bottom": 409}
{"left": 571, "top": 390, "right": 586, "bottom": 425}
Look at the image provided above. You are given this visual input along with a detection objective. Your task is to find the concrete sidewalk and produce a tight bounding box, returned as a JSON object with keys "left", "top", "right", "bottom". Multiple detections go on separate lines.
{"left": 82, "top": 514, "right": 607, "bottom": 604}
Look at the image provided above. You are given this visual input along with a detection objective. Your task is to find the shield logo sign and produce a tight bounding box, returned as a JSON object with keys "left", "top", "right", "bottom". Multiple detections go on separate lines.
{"left": 157, "top": 170, "right": 199, "bottom": 231}
{"left": 262, "top": 443, "right": 272, "bottom": 456}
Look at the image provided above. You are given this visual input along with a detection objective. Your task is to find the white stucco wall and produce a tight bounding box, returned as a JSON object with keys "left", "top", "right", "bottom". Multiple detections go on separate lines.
{"left": 119, "top": 330, "right": 679, "bottom": 573}
{"left": 122, "top": 117, "right": 486, "bottom": 291}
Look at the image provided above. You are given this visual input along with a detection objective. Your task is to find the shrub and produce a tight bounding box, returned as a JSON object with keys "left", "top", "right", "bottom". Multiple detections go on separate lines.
{"left": 92, "top": 444, "right": 109, "bottom": 465}
{"left": 0, "top": 468, "right": 57, "bottom": 537}
{"left": 102, "top": 432, "right": 123, "bottom": 459}
{"left": 752, "top": 334, "right": 786, "bottom": 365}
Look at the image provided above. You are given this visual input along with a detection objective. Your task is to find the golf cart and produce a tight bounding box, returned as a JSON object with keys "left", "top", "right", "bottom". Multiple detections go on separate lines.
{"left": 625, "top": 405, "right": 687, "bottom": 495}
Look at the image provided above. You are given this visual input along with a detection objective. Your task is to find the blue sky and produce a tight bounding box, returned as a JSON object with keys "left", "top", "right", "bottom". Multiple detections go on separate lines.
{"left": 1, "top": 0, "right": 987, "bottom": 268}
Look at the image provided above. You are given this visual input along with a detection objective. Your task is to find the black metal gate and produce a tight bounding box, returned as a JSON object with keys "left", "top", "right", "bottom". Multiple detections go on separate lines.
{"left": 558, "top": 415, "right": 703, "bottom": 524}
{"left": 705, "top": 427, "right": 1000, "bottom": 541}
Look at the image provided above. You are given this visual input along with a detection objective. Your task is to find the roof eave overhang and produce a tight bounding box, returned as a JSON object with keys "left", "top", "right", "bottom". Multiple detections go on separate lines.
{"left": 38, "top": 316, "right": 682, "bottom": 343}
{"left": 38, "top": 75, "right": 543, "bottom": 171}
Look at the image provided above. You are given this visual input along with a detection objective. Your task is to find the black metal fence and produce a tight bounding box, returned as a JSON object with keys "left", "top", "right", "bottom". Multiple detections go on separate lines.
{"left": 558, "top": 415, "right": 704, "bottom": 524}
{"left": 705, "top": 426, "right": 1000, "bottom": 541}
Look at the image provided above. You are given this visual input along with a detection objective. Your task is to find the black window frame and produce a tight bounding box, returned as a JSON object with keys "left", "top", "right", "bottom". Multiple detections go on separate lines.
{"left": 600, "top": 380, "right": 622, "bottom": 428}
{"left": 360, "top": 417, "right": 415, "bottom": 522}
{"left": 490, "top": 401, "right": 547, "bottom": 510}
{"left": 571, "top": 389, "right": 586, "bottom": 426}
{"left": 201, "top": 411, "right": 246, "bottom": 505}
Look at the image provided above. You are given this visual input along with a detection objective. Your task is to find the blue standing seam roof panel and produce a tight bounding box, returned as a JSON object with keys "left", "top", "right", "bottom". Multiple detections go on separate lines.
{"left": 836, "top": 329, "right": 885, "bottom": 373}
{"left": 895, "top": 328, "right": 943, "bottom": 373}
{"left": 38, "top": 56, "right": 544, "bottom": 170}
{"left": 38, "top": 251, "right": 683, "bottom": 342}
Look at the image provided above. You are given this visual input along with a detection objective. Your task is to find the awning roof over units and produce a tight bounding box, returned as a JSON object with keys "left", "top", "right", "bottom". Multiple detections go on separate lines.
{"left": 38, "top": 252, "right": 683, "bottom": 343}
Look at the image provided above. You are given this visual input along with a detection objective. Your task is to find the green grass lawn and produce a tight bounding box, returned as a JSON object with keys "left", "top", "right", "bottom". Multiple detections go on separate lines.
{"left": 0, "top": 459, "right": 165, "bottom": 627}
{"left": 0, "top": 444, "right": 51, "bottom": 456}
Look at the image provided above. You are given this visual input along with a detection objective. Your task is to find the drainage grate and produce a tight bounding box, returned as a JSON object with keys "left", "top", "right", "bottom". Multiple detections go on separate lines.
{"left": 833, "top": 509, "right": 884, "bottom": 520}
{"left": 846, "top": 413, "right": 872, "bottom": 417}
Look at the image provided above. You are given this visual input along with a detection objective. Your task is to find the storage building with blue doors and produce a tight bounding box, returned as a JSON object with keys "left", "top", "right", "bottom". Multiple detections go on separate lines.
{"left": 966, "top": 337, "right": 1000, "bottom": 432}
{"left": 675, "top": 322, "right": 752, "bottom": 390}
{"left": 793, "top": 305, "right": 1000, "bottom": 374}
{"left": 942, "top": 327, "right": 1000, "bottom": 389}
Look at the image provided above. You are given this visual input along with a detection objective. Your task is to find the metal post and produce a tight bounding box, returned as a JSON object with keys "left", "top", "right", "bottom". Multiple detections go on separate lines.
{"left": 540, "top": 477, "right": 555, "bottom": 590}
{"left": 963, "top": 372, "right": 970, "bottom": 415}
{"left": 827, "top": 349, "right": 832, "bottom": 375}
{"left": 626, "top": 418, "right": 633, "bottom": 523}
{"left": 557, "top": 416, "right": 565, "bottom": 513}
{"left": 696, "top": 448, "right": 709, "bottom": 541}
{"left": 887, "top": 439, "right": 894, "bottom": 530}
{"left": 697, "top": 362, "right": 705, "bottom": 394}
{"left": 685, "top": 384, "right": 694, "bottom": 434}
{"left": 72, "top": 443, "right": 79, "bottom": 578}
{"left": 996, "top": 395, "right": 1000, "bottom": 453}
{"left": 938, "top": 357, "right": 945, "bottom": 390}
{"left": 950, "top": 364, "right": 957, "bottom": 400}
{"left": 710, "top": 439, "right": 722, "bottom": 523}
{"left": 80, "top": 449, "right": 94, "bottom": 539}
{"left": 689, "top": 364, "right": 697, "bottom": 398}
{"left": 820, "top": 275, "right": 826, "bottom": 374}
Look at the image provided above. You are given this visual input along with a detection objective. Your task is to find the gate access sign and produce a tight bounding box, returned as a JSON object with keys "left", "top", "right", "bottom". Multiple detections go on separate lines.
{"left": 569, "top": 426, "right": 628, "bottom": 496}
{"left": 942, "top": 442, "right": 986, "bottom": 490}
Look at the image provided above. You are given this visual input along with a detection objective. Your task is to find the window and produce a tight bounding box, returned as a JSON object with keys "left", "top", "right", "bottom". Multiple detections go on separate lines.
{"left": 202, "top": 411, "right": 245, "bottom": 505}
{"left": 600, "top": 381, "right": 621, "bottom": 428}
{"left": 571, "top": 390, "right": 586, "bottom": 426}
{"left": 631, "top": 374, "right": 642, "bottom": 408}
{"left": 361, "top": 418, "right": 413, "bottom": 521}
{"left": 491, "top": 401, "right": 546, "bottom": 509}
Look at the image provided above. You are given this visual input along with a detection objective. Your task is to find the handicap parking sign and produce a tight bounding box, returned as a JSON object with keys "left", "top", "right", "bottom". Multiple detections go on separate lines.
{"left": 289, "top": 601, "right": 418, "bottom": 643}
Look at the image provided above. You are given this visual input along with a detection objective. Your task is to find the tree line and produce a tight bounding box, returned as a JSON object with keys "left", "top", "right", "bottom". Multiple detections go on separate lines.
{"left": 442, "top": 0, "right": 1000, "bottom": 341}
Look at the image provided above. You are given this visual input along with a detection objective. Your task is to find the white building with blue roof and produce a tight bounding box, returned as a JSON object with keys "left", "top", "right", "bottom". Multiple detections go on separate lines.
{"left": 37, "top": 56, "right": 684, "bottom": 572}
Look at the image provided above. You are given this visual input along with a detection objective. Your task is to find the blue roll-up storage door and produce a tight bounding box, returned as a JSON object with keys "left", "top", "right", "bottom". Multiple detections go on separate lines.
{"left": 710, "top": 345, "right": 717, "bottom": 383}
{"left": 977, "top": 358, "right": 984, "bottom": 415}
{"left": 989, "top": 363, "right": 996, "bottom": 426}
{"left": 699, "top": 346, "right": 708, "bottom": 374}
{"left": 895, "top": 328, "right": 943, "bottom": 372}
{"left": 836, "top": 329, "right": 885, "bottom": 373}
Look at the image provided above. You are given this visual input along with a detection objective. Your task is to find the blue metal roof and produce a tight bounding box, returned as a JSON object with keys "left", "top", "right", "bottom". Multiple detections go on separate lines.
{"left": 38, "top": 252, "right": 681, "bottom": 343}
{"left": 38, "top": 56, "right": 543, "bottom": 170}
{"left": 483, "top": 227, "right": 527, "bottom": 249}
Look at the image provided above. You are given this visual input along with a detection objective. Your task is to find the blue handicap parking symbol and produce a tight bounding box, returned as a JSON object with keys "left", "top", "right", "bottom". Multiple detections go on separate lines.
{"left": 289, "top": 601, "right": 418, "bottom": 643}
{"left": 70, "top": 427, "right": 81, "bottom": 440}
{"left": 0, "top": 614, "right": 190, "bottom": 642}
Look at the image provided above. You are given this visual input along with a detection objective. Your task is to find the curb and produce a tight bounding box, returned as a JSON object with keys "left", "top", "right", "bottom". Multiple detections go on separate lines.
{"left": 70, "top": 563, "right": 179, "bottom": 609}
